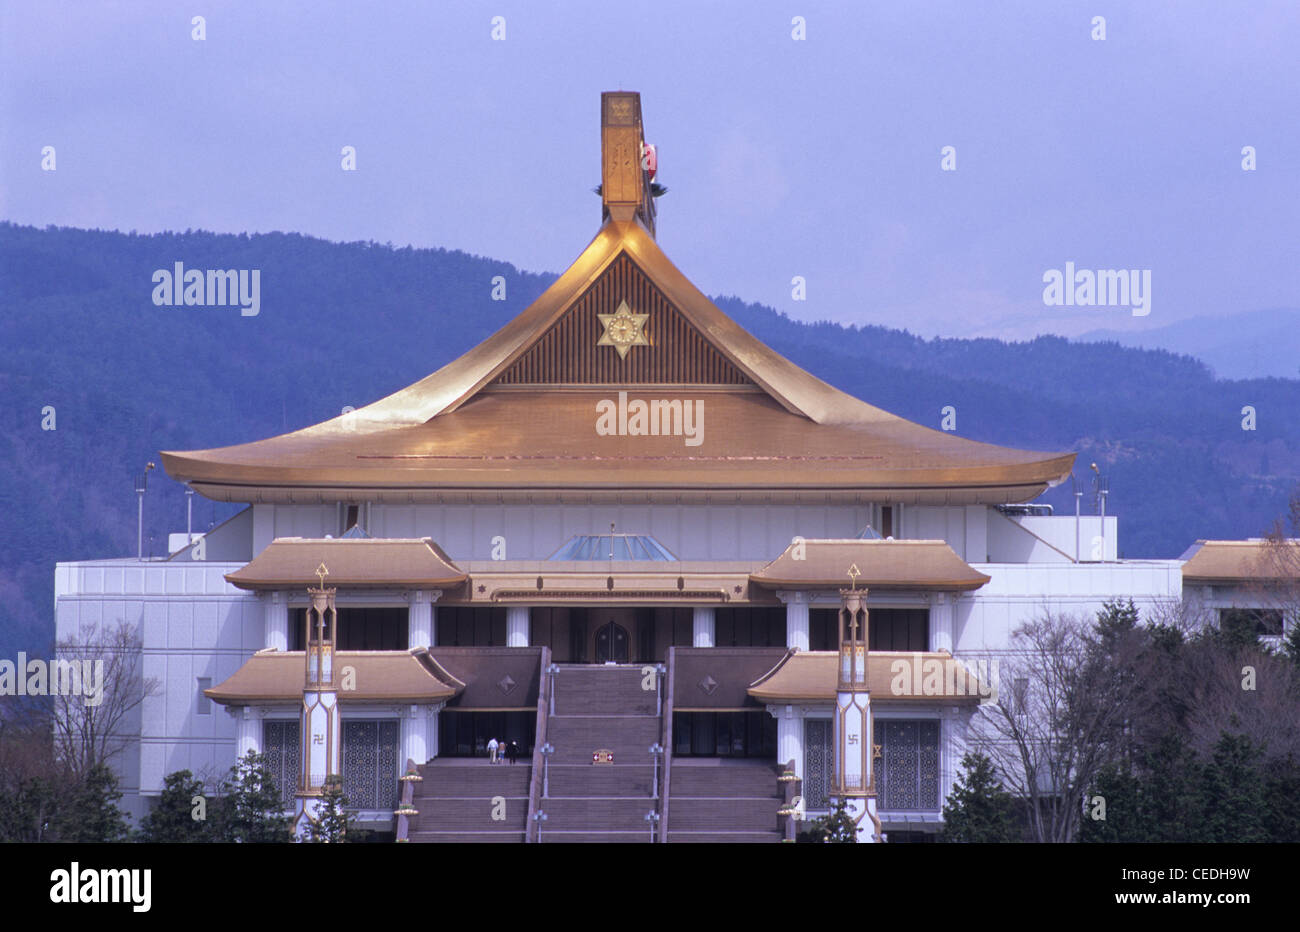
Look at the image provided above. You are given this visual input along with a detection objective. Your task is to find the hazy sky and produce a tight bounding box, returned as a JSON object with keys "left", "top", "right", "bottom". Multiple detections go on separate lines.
{"left": 3, "top": 1, "right": 1297, "bottom": 341}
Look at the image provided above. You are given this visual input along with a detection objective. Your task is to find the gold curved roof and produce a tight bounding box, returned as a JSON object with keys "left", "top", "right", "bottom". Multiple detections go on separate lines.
{"left": 204, "top": 648, "right": 463, "bottom": 704}
{"left": 750, "top": 539, "right": 991, "bottom": 591}
{"left": 746, "top": 650, "right": 986, "bottom": 704}
{"left": 224, "top": 537, "right": 466, "bottom": 591}
{"left": 1181, "top": 539, "right": 1300, "bottom": 583}
{"left": 161, "top": 219, "right": 1073, "bottom": 503}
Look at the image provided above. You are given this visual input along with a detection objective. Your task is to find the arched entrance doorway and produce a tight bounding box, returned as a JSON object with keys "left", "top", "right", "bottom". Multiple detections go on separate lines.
{"left": 589, "top": 608, "right": 636, "bottom": 663}
{"left": 594, "top": 619, "right": 629, "bottom": 663}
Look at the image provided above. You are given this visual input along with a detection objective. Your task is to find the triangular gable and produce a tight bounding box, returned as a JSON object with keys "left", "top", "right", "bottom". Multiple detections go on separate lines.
{"left": 492, "top": 252, "right": 752, "bottom": 386}
{"left": 342, "top": 218, "right": 836, "bottom": 424}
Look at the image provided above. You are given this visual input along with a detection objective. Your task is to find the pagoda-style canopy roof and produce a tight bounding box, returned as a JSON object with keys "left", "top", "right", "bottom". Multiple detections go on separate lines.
{"left": 746, "top": 650, "right": 986, "bottom": 705}
{"left": 750, "top": 539, "right": 990, "bottom": 591}
{"left": 162, "top": 92, "right": 1073, "bottom": 506}
{"left": 224, "top": 537, "right": 466, "bottom": 591}
{"left": 1180, "top": 539, "right": 1300, "bottom": 584}
{"left": 204, "top": 648, "right": 463, "bottom": 704}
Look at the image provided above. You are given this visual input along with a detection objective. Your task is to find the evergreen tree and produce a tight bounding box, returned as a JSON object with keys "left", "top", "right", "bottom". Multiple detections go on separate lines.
{"left": 1093, "top": 599, "right": 1141, "bottom": 649}
{"left": 1079, "top": 762, "right": 1145, "bottom": 843}
{"left": 1213, "top": 610, "right": 1268, "bottom": 653}
{"left": 797, "top": 798, "right": 859, "bottom": 843}
{"left": 941, "top": 752, "right": 1019, "bottom": 842}
{"left": 212, "top": 751, "right": 293, "bottom": 843}
{"left": 304, "top": 775, "right": 350, "bottom": 843}
{"left": 1281, "top": 621, "right": 1300, "bottom": 669}
{"left": 1262, "top": 756, "right": 1300, "bottom": 843}
{"left": 57, "top": 763, "right": 130, "bottom": 842}
{"left": 137, "top": 770, "right": 210, "bottom": 842}
{"left": 1140, "top": 734, "right": 1199, "bottom": 843}
{"left": 1197, "top": 732, "right": 1267, "bottom": 842}
{"left": 0, "top": 775, "right": 62, "bottom": 843}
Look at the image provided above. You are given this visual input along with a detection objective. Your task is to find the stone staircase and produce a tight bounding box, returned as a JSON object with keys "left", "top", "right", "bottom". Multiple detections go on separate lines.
{"left": 405, "top": 661, "right": 785, "bottom": 843}
{"left": 408, "top": 759, "right": 531, "bottom": 843}
{"left": 538, "top": 665, "right": 663, "bottom": 843}
{"left": 666, "top": 758, "right": 784, "bottom": 843}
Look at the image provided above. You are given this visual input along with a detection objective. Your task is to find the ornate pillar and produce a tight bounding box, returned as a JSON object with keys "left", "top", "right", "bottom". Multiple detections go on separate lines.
{"left": 833, "top": 578, "right": 881, "bottom": 842}
{"left": 407, "top": 589, "right": 441, "bottom": 650}
{"left": 264, "top": 591, "right": 288, "bottom": 652}
{"left": 778, "top": 591, "right": 810, "bottom": 651}
{"left": 507, "top": 606, "right": 530, "bottom": 647}
{"left": 692, "top": 606, "right": 715, "bottom": 648}
{"left": 295, "top": 568, "right": 341, "bottom": 838}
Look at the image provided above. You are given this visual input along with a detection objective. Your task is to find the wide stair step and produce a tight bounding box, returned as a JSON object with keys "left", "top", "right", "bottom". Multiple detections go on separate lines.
{"left": 669, "top": 763, "right": 782, "bottom": 798}
{"left": 546, "top": 764, "right": 656, "bottom": 797}
{"left": 667, "top": 759, "right": 784, "bottom": 842}
{"left": 545, "top": 716, "right": 662, "bottom": 765}
{"left": 412, "top": 796, "right": 529, "bottom": 833}
{"left": 552, "top": 665, "right": 659, "bottom": 716}
{"left": 417, "top": 764, "right": 532, "bottom": 798}
{"left": 408, "top": 830, "right": 526, "bottom": 843}
{"left": 408, "top": 762, "right": 532, "bottom": 841}
{"left": 540, "top": 797, "right": 659, "bottom": 835}
{"left": 537, "top": 831, "right": 655, "bottom": 843}
{"left": 668, "top": 797, "right": 781, "bottom": 833}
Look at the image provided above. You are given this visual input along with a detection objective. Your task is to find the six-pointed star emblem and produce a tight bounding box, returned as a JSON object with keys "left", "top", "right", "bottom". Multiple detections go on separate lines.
{"left": 597, "top": 299, "right": 650, "bottom": 359}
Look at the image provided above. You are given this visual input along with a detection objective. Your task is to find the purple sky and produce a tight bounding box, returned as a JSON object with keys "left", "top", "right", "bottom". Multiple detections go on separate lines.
{"left": 3, "top": 0, "right": 1297, "bottom": 341}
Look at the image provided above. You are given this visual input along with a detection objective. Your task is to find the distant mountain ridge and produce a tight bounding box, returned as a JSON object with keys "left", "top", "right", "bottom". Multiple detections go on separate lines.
{"left": 1079, "top": 307, "right": 1300, "bottom": 381}
{"left": 2, "top": 222, "right": 1297, "bottom": 655}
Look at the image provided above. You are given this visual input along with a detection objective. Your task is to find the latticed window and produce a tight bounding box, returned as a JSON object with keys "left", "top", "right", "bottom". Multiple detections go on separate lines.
{"left": 341, "top": 720, "right": 399, "bottom": 810}
{"left": 879, "top": 720, "right": 940, "bottom": 810}
{"left": 803, "top": 719, "right": 833, "bottom": 810}
{"left": 263, "top": 719, "right": 300, "bottom": 808}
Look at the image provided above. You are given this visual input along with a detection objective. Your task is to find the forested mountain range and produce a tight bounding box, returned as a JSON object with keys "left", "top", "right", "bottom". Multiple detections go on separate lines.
{"left": 2, "top": 222, "right": 1296, "bottom": 654}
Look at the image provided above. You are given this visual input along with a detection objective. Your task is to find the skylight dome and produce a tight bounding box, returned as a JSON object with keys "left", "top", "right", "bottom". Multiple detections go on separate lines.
{"left": 547, "top": 534, "right": 677, "bottom": 561}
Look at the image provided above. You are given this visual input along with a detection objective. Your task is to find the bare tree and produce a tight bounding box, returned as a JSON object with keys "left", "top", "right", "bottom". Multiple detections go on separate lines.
{"left": 1180, "top": 628, "right": 1300, "bottom": 762}
{"left": 1250, "top": 484, "right": 1300, "bottom": 648}
{"left": 1144, "top": 596, "right": 1215, "bottom": 639}
{"left": 970, "top": 609, "right": 1144, "bottom": 843}
{"left": 51, "top": 620, "right": 160, "bottom": 780}
{"left": 0, "top": 702, "right": 64, "bottom": 841}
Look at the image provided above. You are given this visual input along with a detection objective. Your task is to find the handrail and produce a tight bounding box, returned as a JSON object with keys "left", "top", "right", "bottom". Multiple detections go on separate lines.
{"left": 395, "top": 757, "right": 419, "bottom": 843}
{"left": 658, "top": 647, "right": 676, "bottom": 843}
{"left": 524, "top": 646, "right": 552, "bottom": 843}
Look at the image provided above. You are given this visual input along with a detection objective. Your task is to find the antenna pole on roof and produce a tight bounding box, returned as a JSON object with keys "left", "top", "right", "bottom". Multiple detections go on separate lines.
{"left": 135, "top": 462, "right": 155, "bottom": 561}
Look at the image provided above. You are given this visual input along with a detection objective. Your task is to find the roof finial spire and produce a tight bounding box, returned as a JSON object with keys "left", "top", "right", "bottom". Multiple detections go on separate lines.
{"left": 601, "top": 91, "right": 656, "bottom": 238}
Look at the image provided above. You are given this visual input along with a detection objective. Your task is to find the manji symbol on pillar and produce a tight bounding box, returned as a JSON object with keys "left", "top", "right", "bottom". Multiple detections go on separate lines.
{"left": 833, "top": 566, "right": 883, "bottom": 842}
{"left": 295, "top": 563, "right": 341, "bottom": 837}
